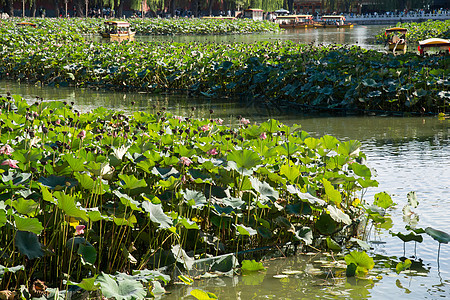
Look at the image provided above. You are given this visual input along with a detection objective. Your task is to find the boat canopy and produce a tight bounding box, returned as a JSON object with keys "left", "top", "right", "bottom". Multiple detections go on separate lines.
{"left": 419, "top": 38, "right": 450, "bottom": 47}
{"left": 104, "top": 21, "right": 131, "bottom": 27}
{"left": 385, "top": 27, "right": 407, "bottom": 33}
{"left": 321, "top": 15, "right": 345, "bottom": 20}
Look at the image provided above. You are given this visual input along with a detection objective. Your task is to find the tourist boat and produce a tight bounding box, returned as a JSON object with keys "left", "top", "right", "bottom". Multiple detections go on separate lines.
{"left": 418, "top": 38, "right": 450, "bottom": 55}
{"left": 315, "top": 15, "right": 353, "bottom": 28}
{"left": 17, "top": 21, "right": 37, "bottom": 28}
{"left": 275, "top": 15, "right": 314, "bottom": 29}
{"left": 101, "top": 21, "right": 135, "bottom": 40}
{"left": 243, "top": 8, "right": 264, "bottom": 21}
{"left": 385, "top": 27, "right": 407, "bottom": 53}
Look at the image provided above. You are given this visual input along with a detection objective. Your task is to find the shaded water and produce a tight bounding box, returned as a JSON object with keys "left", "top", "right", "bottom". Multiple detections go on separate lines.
{"left": 1, "top": 80, "right": 449, "bottom": 299}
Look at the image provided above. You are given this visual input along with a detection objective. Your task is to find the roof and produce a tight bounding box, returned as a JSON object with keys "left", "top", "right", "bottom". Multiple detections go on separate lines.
{"left": 244, "top": 8, "right": 264, "bottom": 11}
{"left": 104, "top": 21, "right": 130, "bottom": 27}
{"left": 385, "top": 27, "right": 407, "bottom": 33}
{"left": 322, "top": 15, "right": 345, "bottom": 19}
{"left": 419, "top": 38, "right": 450, "bottom": 47}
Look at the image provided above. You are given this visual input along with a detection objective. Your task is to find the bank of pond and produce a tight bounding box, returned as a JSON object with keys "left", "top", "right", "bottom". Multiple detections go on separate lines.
{"left": 1, "top": 19, "right": 449, "bottom": 115}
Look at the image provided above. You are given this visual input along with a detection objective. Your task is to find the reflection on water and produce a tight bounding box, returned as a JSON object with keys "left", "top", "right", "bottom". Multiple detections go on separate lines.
{"left": 1, "top": 56, "right": 450, "bottom": 298}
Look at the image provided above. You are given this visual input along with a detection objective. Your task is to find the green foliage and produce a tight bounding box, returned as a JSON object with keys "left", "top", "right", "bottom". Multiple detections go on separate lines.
{"left": 344, "top": 251, "right": 375, "bottom": 277}
{"left": 241, "top": 260, "right": 265, "bottom": 273}
{"left": 0, "top": 94, "right": 378, "bottom": 296}
{"left": 396, "top": 259, "right": 412, "bottom": 274}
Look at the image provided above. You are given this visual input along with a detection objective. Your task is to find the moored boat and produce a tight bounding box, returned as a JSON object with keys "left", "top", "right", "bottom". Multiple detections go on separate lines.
{"left": 276, "top": 15, "right": 314, "bottom": 29}
{"left": 17, "top": 21, "right": 37, "bottom": 28}
{"left": 101, "top": 21, "right": 135, "bottom": 40}
{"left": 315, "top": 15, "right": 353, "bottom": 28}
{"left": 418, "top": 38, "right": 450, "bottom": 55}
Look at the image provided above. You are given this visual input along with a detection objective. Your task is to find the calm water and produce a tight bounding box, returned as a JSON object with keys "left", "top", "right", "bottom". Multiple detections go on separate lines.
{"left": 1, "top": 26, "right": 449, "bottom": 298}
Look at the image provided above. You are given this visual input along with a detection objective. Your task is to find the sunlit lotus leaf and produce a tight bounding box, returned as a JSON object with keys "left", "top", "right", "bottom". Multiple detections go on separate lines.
{"left": 118, "top": 174, "right": 147, "bottom": 190}
{"left": 74, "top": 173, "right": 94, "bottom": 190}
{"left": 227, "top": 149, "right": 262, "bottom": 170}
{"left": 293, "top": 227, "right": 312, "bottom": 245}
{"left": 39, "top": 183, "right": 56, "bottom": 204}
{"left": 67, "top": 276, "right": 99, "bottom": 291}
{"left": 141, "top": 201, "right": 172, "bottom": 229}
{"left": 96, "top": 272, "right": 146, "bottom": 300}
{"left": 38, "top": 175, "right": 78, "bottom": 190}
{"left": 15, "top": 231, "right": 44, "bottom": 259}
{"left": 396, "top": 259, "right": 412, "bottom": 274}
{"left": 113, "top": 190, "right": 142, "bottom": 211}
{"left": 349, "top": 238, "right": 371, "bottom": 251}
{"left": 190, "top": 289, "right": 218, "bottom": 300}
{"left": 236, "top": 224, "right": 257, "bottom": 236}
{"left": 316, "top": 213, "right": 337, "bottom": 235}
{"left": 286, "top": 185, "right": 327, "bottom": 207}
{"left": 178, "top": 217, "right": 199, "bottom": 230}
{"left": 113, "top": 215, "right": 137, "bottom": 227}
{"left": 0, "top": 209, "right": 6, "bottom": 228}
{"left": 128, "top": 269, "right": 170, "bottom": 284}
{"left": 1, "top": 171, "right": 31, "bottom": 188}
{"left": 249, "top": 177, "right": 279, "bottom": 202}
{"left": 350, "top": 163, "right": 371, "bottom": 179}
{"left": 151, "top": 167, "right": 180, "bottom": 179}
{"left": 158, "top": 176, "right": 179, "bottom": 189}
{"left": 357, "top": 178, "right": 379, "bottom": 188}
{"left": 276, "top": 143, "right": 299, "bottom": 157}
{"left": 327, "top": 205, "right": 351, "bottom": 225}
{"left": 87, "top": 208, "right": 110, "bottom": 222}
{"left": 260, "top": 119, "right": 280, "bottom": 133}
{"left": 425, "top": 227, "right": 450, "bottom": 244}
{"left": 280, "top": 164, "right": 300, "bottom": 182}
{"left": 241, "top": 260, "right": 265, "bottom": 273}
{"left": 63, "top": 154, "right": 85, "bottom": 172}
{"left": 406, "top": 191, "right": 419, "bottom": 208}
{"left": 320, "top": 135, "right": 339, "bottom": 150}
{"left": 0, "top": 265, "right": 25, "bottom": 279}
{"left": 14, "top": 215, "right": 44, "bottom": 234}
{"left": 54, "top": 191, "right": 88, "bottom": 222}
{"left": 326, "top": 237, "right": 342, "bottom": 252}
{"left": 322, "top": 179, "right": 341, "bottom": 205}
{"left": 344, "top": 251, "right": 374, "bottom": 276}
{"left": 172, "top": 244, "right": 195, "bottom": 270}
{"left": 178, "top": 275, "right": 194, "bottom": 285}
{"left": 374, "top": 192, "right": 395, "bottom": 209}
{"left": 181, "top": 189, "right": 207, "bottom": 208}
{"left": 12, "top": 198, "right": 38, "bottom": 216}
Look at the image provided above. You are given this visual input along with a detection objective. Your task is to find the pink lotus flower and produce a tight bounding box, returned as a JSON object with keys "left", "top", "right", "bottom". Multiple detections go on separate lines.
{"left": 240, "top": 118, "right": 250, "bottom": 125}
{"left": 215, "top": 118, "right": 223, "bottom": 125}
{"left": 0, "top": 145, "right": 14, "bottom": 155}
{"left": 77, "top": 130, "right": 86, "bottom": 140}
{"left": 207, "top": 148, "right": 218, "bottom": 156}
{"left": 1, "top": 159, "right": 19, "bottom": 168}
{"left": 55, "top": 119, "right": 61, "bottom": 125}
{"left": 180, "top": 157, "right": 192, "bottom": 166}
{"left": 75, "top": 225, "right": 85, "bottom": 235}
{"left": 259, "top": 132, "right": 267, "bottom": 140}
{"left": 200, "top": 124, "right": 211, "bottom": 132}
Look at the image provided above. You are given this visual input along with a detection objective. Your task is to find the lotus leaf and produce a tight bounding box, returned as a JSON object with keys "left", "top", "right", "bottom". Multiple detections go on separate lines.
{"left": 15, "top": 231, "right": 44, "bottom": 259}
{"left": 96, "top": 272, "right": 146, "bottom": 300}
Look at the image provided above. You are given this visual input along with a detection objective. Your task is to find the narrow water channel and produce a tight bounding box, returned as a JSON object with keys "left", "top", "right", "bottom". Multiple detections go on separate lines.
{"left": 1, "top": 80, "right": 449, "bottom": 299}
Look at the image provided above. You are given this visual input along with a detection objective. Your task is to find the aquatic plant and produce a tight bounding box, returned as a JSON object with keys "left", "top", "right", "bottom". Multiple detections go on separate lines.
{"left": 0, "top": 20, "right": 448, "bottom": 114}
{"left": 0, "top": 93, "right": 381, "bottom": 297}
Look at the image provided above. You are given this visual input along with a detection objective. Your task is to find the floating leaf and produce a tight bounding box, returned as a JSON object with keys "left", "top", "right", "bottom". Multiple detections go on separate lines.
{"left": 96, "top": 272, "right": 146, "bottom": 300}
{"left": 344, "top": 251, "right": 374, "bottom": 276}
{"left": 190, "top": 289, "right": 218, "bottom": 300}
{"left": 396, "top": 259, "right": 412, "bottom": 274}
{"left": 241, "top": 260, "right": 265, "bottom": 273}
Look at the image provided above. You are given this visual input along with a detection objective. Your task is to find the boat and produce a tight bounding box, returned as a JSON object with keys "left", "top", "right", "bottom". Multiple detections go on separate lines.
{"left": 384, "top": 27, "right": 407, "bottom": 53}
{"left": 101, "top": 21, "right": 135, "bottom": 40}
{"left": 202, "top": 16, "right": 236, "bottom": 20}
{"left": 275, "top": 15, "right": 314, "bottom": 29}
{"left": 242, "top": 8, "right": 264, "bottom": 20}
{"left": 418, "top": 38, "right": 450, "bottom": 55}
{"left": 17, "top": 21, "right": 37, "bottom": 28}
{"left": 315, "top": 15, "right": 353, "bottom": 28}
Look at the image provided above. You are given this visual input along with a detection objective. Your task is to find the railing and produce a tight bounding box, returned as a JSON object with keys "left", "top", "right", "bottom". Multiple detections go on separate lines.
{"left": 343, "top": 12, "right": 450, "bottom": 23}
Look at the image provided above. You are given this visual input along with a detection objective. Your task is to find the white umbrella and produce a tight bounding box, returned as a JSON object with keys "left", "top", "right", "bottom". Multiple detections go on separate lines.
{"left": 274, "top": 9, "right": 289, "bottom": 14}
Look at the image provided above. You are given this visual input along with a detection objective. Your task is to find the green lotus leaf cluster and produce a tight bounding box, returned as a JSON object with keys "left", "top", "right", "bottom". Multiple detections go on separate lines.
{"left": 0, "top": 19, "right": 448, "bottom": 114}
{"left": 0, "top": 93, "right": 378, "bottom": 294}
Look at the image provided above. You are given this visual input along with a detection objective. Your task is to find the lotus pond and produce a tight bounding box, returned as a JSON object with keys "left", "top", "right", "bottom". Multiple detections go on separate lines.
{"left": 1, "top": 82, "right": 450, "bottom": 299}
